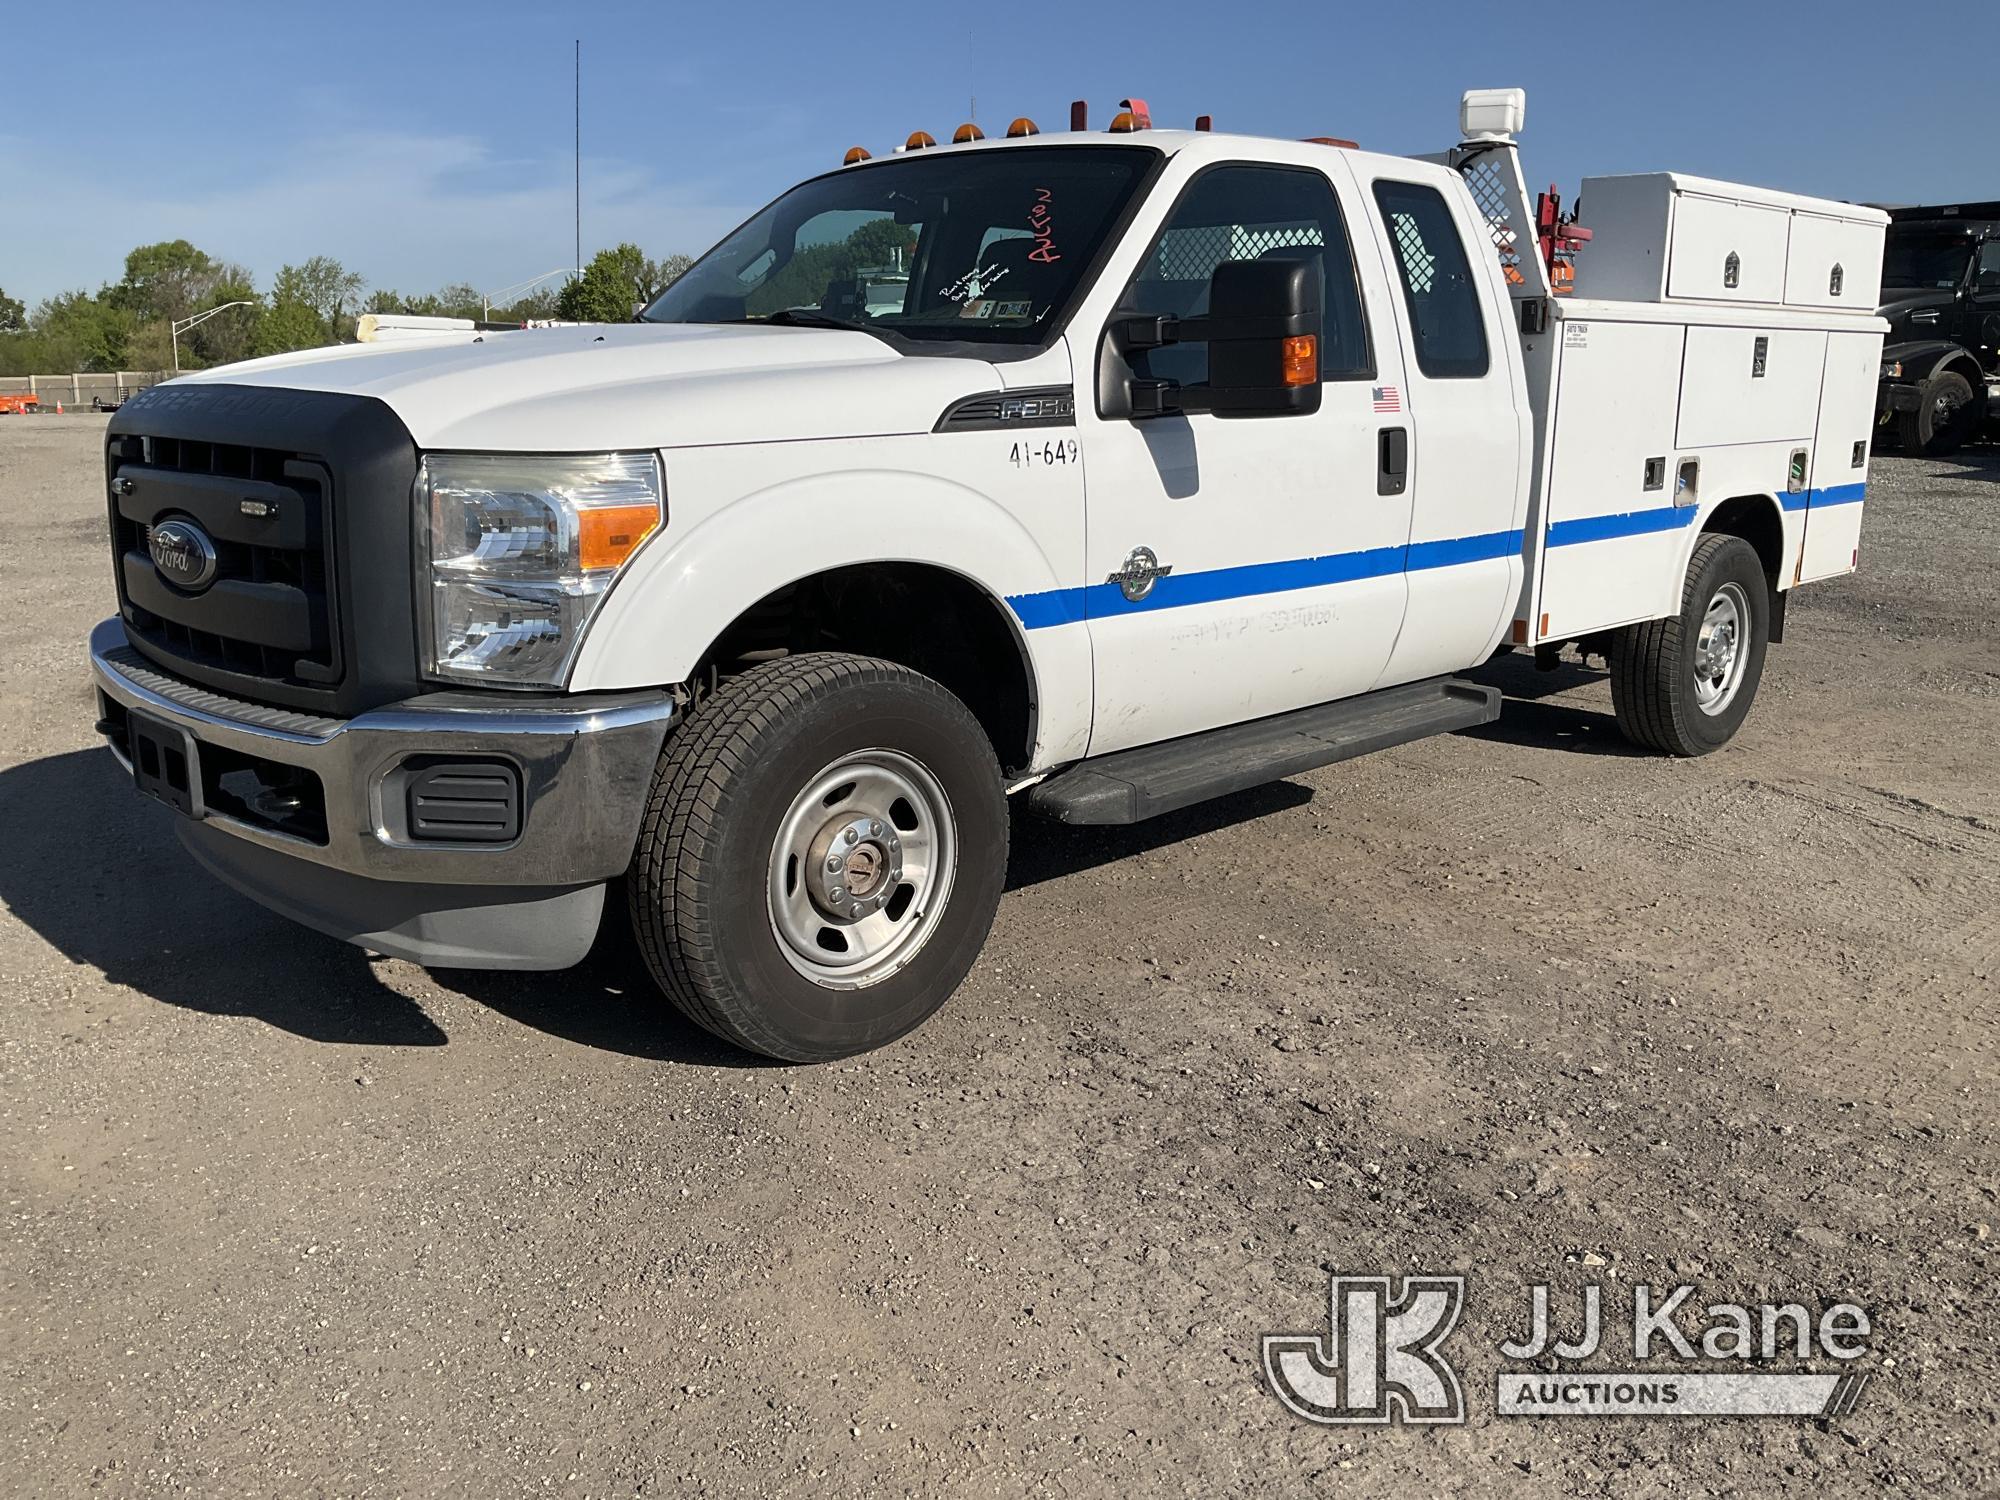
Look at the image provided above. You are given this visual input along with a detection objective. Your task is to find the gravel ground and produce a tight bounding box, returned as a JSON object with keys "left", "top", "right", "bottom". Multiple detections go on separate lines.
{"left": 2, "top": 414, "right": 1995, "bottom": 1497}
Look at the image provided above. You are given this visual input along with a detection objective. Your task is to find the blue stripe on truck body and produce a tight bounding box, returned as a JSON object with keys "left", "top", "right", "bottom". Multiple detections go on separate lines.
{"left": 1005, "top": 484, "right": 1864, "bottom": 630}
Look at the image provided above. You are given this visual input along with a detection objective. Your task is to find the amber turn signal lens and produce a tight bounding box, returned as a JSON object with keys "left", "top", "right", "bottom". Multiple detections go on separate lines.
{"left": 1281, "top": 335, "right": 1317, "bottom": 387}
{"left": 579, "top": 503, "right": 661, "bottom": 572}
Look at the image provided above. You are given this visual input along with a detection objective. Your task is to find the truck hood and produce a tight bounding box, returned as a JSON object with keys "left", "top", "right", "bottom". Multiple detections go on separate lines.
{"left": 172, "top": 323, "right": 1002, "bottom": 450}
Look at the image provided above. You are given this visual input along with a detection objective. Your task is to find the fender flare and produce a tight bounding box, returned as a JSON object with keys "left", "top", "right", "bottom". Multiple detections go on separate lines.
{"left": 1885, "top": 340, "right": 1982, "bottom": 386}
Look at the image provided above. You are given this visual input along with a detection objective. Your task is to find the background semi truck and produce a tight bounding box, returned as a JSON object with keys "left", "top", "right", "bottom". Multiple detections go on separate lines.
{"left": 89, "top": 89, "right": 1886, "bottom": 1060}
{"left": 1874, "top": 200, "right": 2000, "bottom": 455}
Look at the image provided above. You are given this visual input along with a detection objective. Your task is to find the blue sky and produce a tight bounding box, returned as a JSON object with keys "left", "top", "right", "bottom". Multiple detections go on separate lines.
{"left": 4, "top": 0, "right": 1991, "bottom": 307}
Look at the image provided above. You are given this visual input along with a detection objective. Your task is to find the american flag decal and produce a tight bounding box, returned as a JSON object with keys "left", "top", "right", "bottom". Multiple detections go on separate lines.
{"left": 1372, "top": 385, "right": 1401, "bottom": 413}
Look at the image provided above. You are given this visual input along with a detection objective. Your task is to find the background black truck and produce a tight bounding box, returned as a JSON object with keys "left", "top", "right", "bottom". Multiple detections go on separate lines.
{"left": 1876, "top": 201, "right": 2000, "bottom": 455}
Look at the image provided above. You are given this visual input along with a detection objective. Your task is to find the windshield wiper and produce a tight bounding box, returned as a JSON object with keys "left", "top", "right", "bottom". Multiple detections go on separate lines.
{"left": 762, "top": 308, "right": 873, "bottom": 332}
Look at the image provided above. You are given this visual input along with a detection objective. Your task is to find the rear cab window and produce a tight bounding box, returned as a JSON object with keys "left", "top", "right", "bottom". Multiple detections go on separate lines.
{"left": 1372, "top": 179, "right": 1491, "bottom": 379}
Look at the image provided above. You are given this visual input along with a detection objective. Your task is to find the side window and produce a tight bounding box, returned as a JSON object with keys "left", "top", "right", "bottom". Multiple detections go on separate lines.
{"left": 1978, "top": 240, "right": 2000, "bottom": 286}
{"left": 1372, "top": 180, "right": 1490, "bottom": 379}
{"left": 1119, "top": 164, "right": 1371, "bottom": 387}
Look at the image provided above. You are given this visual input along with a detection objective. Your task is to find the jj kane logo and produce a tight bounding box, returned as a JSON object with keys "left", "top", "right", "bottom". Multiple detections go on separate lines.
{"left": 1263, "top": 1276, "right": 1466, "bottom": 1425}
{"left": 1263, "top": 1273, "right": 1873, "bottom": 1425}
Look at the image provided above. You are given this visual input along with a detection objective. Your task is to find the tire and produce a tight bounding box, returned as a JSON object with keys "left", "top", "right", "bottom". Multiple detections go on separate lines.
{"left": 1609, "top": 534, "right": 1770, "bottom": 756}
{"left": 1897, "top": 369, "right": 1978, "bottom": 457}
{"left": 627, "top": 653, "right": 1008, "bottom": 1062}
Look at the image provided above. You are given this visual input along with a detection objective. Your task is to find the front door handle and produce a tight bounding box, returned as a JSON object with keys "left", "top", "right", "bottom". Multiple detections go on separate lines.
{"left": 1378, "top": 427, "right": 1408, "bottom": 496}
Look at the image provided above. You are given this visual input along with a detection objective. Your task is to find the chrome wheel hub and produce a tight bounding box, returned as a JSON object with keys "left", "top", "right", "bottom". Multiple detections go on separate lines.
{"left": 768, "top": 750, "right": 956, "bottom": 989}
{"left": 1693, "top": 581, "right": 1750, "bottom": 716}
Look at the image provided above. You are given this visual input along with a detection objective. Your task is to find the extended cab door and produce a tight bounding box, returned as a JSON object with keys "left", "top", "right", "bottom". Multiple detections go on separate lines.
{"left": 1069, "top": 153, "right": 1417, "bottom": 757}
{"left": 1352, "top": 172, "right": 1529, "bottom": 683}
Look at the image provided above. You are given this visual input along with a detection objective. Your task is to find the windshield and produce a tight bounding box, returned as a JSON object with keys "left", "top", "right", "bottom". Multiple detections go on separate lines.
{"left": 1882, "top": 232, "right": 1972, "bottom": 289}
{"left": 642, "top": 145, "right": 1155, "bottom": 345}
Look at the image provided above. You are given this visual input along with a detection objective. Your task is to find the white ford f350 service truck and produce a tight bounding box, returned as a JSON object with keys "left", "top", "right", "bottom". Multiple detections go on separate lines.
{"left": 89, "top": 90, "right": 1887, "bottom": 1061}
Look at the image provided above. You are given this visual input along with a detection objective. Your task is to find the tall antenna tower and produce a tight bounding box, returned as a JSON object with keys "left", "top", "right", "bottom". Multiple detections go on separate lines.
{"left": 574, "top": 39, "right": 582, "bottom": 278}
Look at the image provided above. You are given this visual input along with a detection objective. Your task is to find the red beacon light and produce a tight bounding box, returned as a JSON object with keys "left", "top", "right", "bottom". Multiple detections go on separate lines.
{"left": 1109, "top": 96, "right": 1152, "bottom": 132}
{"left": 843, "top": 145, "right": 872, "bottom": 165}
{"left": 952, "top": 122, "right": 985, "bottom": 143}
{"left": 1006, "top": 117, "right": 1040, "bottom": 138}
{"left": 904, "top": 130, "right": 937, "bottom": 151}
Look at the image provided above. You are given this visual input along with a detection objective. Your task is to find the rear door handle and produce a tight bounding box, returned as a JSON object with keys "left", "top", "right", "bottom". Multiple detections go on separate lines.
{"left": 1378, "top": 426, "right": 1408, "bottom": 496}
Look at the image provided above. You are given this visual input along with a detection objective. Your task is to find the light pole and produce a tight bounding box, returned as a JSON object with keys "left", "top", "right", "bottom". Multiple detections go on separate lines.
{"left": 482, "top": 268, "right": 573, "bottom": 321}
{"left": 170, "top": 300, "right": 253, "bottom": 374}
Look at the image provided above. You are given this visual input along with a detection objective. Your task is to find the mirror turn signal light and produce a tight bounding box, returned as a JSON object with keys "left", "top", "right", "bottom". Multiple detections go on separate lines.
{"left": 579, "top": 504, "right": 662, "bottom": 572}
{"left": 843, "top": 145, "right": 871, "bottom": 165}
{"left": 1281, "top": 335, "right": 1317, "bottom": 387}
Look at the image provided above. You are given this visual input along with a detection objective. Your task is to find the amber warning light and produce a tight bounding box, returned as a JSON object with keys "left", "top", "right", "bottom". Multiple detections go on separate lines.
{"left": 579, "top": 505, "right": 661, "bottom": 572}
{"left": 1281, "top": 336, "right": 1317, "bottom": 387}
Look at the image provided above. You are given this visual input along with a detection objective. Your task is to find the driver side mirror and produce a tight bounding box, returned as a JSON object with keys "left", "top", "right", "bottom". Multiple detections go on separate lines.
{"left": 1099, "top": 256, "right": 1323, "bottom": 420}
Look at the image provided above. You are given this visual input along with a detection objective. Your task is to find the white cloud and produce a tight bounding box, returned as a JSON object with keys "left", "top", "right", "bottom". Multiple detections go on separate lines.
{"left": 0, "top": 125, "right": 754, "bottom": 305}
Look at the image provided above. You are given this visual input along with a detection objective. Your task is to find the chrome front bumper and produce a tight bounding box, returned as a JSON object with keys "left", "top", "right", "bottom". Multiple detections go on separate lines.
{"left": 89, "top": 618, "right": 675, "bottom": 967}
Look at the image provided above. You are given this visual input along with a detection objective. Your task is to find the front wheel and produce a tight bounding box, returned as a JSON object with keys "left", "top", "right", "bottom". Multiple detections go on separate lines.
{"left": 1898, "top": 369, "right": 1979, "bottom": 457}
{"left": 1609, "top": 534, "right": 1770, "bottom": 756}
{"left": 628, "top": 653, "right": 1008, "bottom": 1062}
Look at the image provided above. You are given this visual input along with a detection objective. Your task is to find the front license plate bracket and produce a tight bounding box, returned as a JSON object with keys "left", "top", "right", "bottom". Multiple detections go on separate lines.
{"left": 128, "top": 711, "right": 204, "bottom": 819}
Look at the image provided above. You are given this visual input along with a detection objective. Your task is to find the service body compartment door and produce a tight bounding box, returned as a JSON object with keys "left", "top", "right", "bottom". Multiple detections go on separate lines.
{"left": 1070, "top": 157, "right": 1416, "bottom": 757}
{"left": 1667, "top": 194, "right": 1790, "bottom": 303}
{"left": 1798, "top": 330, "right": 1880, "bottom": 582}
{"left": 1785, "top": 213, "right": 1885, "bottom": 310}
{"left": 1536, "top": 317, "right": 1690, "bottom": 638}
{"left": 1676, "top": 326, "right": 1827, "bottom": 448}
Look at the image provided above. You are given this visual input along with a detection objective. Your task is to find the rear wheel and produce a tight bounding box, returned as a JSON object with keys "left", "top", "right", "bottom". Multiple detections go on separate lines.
{"left": 1610, "top": 534, "right": 1769, "bottom": 756}
{"left": 627, "top": 653, "right": 1008, "bottom": 1062}
{"left": 1898, "top": 368, "right": 1978, "bottom": 456}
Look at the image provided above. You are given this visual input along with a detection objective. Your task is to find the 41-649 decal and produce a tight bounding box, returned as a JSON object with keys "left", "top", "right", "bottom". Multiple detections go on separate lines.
{"left": 1010, "top": 437, "right": 1079, "bottom": 469}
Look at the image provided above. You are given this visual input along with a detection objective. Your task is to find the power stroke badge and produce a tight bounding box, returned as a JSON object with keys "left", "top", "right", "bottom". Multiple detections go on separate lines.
{"left": 1263, "top": 1273, "right": 1873, "bottom": 1424}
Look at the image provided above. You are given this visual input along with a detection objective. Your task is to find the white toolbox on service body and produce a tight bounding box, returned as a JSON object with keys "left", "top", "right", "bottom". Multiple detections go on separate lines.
{"left": 1571, "top": 172, "right": 1886, "bottom": 310}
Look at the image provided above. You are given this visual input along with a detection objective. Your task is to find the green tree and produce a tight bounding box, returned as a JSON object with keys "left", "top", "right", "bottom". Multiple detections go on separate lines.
{"left": 272, "top": 257, "right": 364, "bottom": 341}
{"left": 556, "top": 244, "right": 696, "bottom": 321}
{"left": 495, "top": 286, "right": 560, "bottom": 322}
{"left": 107, "top": 240, "right": 252, "bottom": 327}
{"left": 0, "top": 289, "right": 24, "bottom": 334}
{"left": 556, "top": 260, "right": 628, "bottom": 322}
{"left": 254, "top": 298, "right": 331, "bottom": 358}
{"left": 31, "top": 291, "right": 135, "bottom": 372}
{"left": 366, "top": 282, "right": 485, "bottom": 319}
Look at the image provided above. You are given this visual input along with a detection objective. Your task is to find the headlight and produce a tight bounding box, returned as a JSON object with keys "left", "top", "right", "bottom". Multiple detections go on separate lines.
{"left": 418, "top": 451, "right": 663, "bottom": 687}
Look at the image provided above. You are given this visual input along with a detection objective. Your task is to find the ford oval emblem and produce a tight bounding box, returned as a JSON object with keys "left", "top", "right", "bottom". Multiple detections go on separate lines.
{"left": 149, "top": 518, "right": 220, "bottom": 592}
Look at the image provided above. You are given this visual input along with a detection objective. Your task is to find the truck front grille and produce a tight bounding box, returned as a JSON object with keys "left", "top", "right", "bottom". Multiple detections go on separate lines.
{"left": 109, "top": 431, "right": 342, "bottom": 691}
